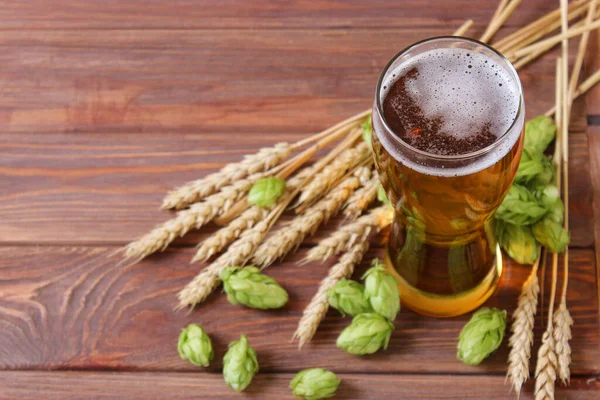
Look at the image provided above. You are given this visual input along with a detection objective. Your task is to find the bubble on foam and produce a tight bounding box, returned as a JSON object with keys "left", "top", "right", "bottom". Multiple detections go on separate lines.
{"left": 381, "top": 48, "right": 519, "bottom": 142}
{"left": 375, "top": 47, "right": 523, "bottom": 178}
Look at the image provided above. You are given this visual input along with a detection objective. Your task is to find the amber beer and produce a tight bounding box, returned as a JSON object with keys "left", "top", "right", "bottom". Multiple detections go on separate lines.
{"left": 372, "top": 37, "right": 524, "bottom": 317}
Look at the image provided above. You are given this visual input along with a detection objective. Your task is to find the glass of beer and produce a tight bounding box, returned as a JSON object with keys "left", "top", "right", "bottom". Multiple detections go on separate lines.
{"left": 371, "top": 37, "right": 524, "bottom": 317}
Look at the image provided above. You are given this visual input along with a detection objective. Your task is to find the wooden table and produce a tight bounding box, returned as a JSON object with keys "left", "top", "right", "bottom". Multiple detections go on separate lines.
{"left": 1, "top": 1, "right": 599, "bottom": 399}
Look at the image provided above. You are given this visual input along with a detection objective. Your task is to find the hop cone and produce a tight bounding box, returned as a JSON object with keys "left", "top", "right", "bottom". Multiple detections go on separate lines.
{"left": 223, "top": 334, "right": 259, "bottom": 392}
{"left": 221, "top": 266, "right": 288, "bottom": 309}
{"left": 362, "top": 260, "right": 400, "bottom": 321}
{"left": 457, "top": 307, "right": 507, "bottom": 365}
{"left": 177, "top": 323, "right": 214, "bottom": 367}
{"left": 290, "top": 368, "right": 341, "bottom": 400}
{"left": 336, "top": 313, "right": 394, "bottom": 355}
{"left": 327, "top": 280, "right": 372, "bottom": 317}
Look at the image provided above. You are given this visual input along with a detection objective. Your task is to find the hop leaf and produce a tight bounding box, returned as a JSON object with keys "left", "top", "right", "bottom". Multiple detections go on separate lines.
{"left": 495, "top": 184, "right": 547, "bottom": 226}
{"left": 457, "top": 307, "right": 507, "bottom": 365}
{"left": 336, "top": 313, "right": 394, "bottom": 355}
{"left": 361, "top": 117, "right": 372, "bottom": 147}
{"left": 290, "top": 368, "right": 341, "bottom": 400}
{"left": 221, "top": 266, "right": 288, "bottom": 309}
{"left": 523, "top": 115, "right": 556, "bottom": 155}
{"left": 223, "top": 334, "right": 259, "bottom": 392}
{"left": 248, "top": 177, "right": 286, "bottom": 207}
{"left": 532, "top": 217, "right": 570, "bottom": 253}
{"left": 327, "top": 280, "right": 373, "bottom": 317}
{"left": 515, "top": 150, "right": 544, "bottom": 184}
{"left": 494, "top": 219, "right": 539, "bottom": 265}
{"left": 362, "top": 259, "right": 400, "bottom": 321}
{"left": 177, "top": 323, "right": 214, "bottom": 367}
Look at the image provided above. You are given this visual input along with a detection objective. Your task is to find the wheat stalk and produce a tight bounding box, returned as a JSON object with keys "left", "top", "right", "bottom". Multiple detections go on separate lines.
{"left": 177, "top": 216, "right": 273, "bottom": 308}
{"left": 123, "top": 173, "right": 260, "bottom": 263}
{"left": 306, "top": 205, "right": 392, "bottom": 262}
{"left": 343, "top": 174, "right": 379, "bottom": 219}
{"left": 253, "top": 168, "right": 367, "bottom": 268}
{"left": 293, "top": 239, "right": 370, "bottom": 348}
{"left": 296, "top": 141, "right": 370, "bottom": 208}
{"left": 162, "top": 143, "right": 292, "bottom": 210}
{"left": 507, "top": 255, "right": 541, "bottom": 396}
{"left": 191, "top": 206, "right": 268, "bottom": 263}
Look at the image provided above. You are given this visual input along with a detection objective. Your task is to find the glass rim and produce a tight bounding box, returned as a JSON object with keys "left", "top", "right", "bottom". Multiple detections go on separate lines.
{"left": 374, "top": 36, "right": 524, "bottom": 161}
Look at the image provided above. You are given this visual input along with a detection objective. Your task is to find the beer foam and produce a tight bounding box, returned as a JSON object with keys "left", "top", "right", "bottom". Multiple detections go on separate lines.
{"left": 381, "top": 48, "right": 519, "bottom": 143}
{"left": 376, "top": 47, "right": 523, "bottom": 177}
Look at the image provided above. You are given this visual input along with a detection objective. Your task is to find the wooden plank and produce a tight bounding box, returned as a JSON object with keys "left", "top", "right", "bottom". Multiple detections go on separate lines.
{"left": 0, "top": 246, "right": 597, "bottom": 374}
{"left": 0, "top": 29, "right": 587, "bottom": 135}
{"left": 0, "top": 0, "right": 561, "bottom": 30}
{"left": 589, "top": 127, "right": 600, "bottom": 306}
{"left": 0, "top": 130, "right": 594, "bottom": 247}
{"left": 0, "top": 372, "right": 598, "bottom": 400}
{"left": 585, "top": 29, "right": 600, "bottom": 117}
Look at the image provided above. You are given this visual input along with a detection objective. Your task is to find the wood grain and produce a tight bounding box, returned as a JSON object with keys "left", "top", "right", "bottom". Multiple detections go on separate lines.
{"left": 589, "top": 127, "right": 600, "bottom": 305}
{"left": 0, "top": 0, "right": 563, "bottom": 30}
{"left": 0, "top": 130, "right": 594, "bottom": 247}
{"left": 0, "top": 371, "right": 598, "bottom": 400}
{"left": 0, "top": 29, "right": 587, "bottom": 135}
{"left": 0, "top": 246, "right": 597, "bottom": 374}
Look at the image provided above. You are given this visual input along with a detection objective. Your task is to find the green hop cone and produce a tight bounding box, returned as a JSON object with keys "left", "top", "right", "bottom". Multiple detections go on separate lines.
{"left": 495, "top": 184, "right": 547, "bottom": 226}
{"left": 223, "top": 334, "right": 259, "bottom": 392}
{"left": 531, "top": 155, "right": 555, "bottom": 189}
{"left": 523, "top": 115, "right": 556, "bottom": 155}
{"left": 248, "top": 177, "right": 286, "bottom": 208}
{"left": 327, "top": 280, "right": 372, "bottom": 317}
{"left": 457, "top": 307, "right": 507, "bottom": 365}
{"left": 362, "top": 259, "right": 400, "bottom": 321}
{"left": 515, "top": 150, "right": 544, "bottom": 184}
{"left": 532, "top": 217, "right": 570, "bottom": 253}
{"left": 290, "top": 368, "right": 341, "bottom": 400}
{"left": 336, "top": 313, "right": 394, "bottom": 355}
{"left": 177, "top": 323, "right": 214, "bottom": 367}
{"left": 534, "top": 185, "right": 565, "bottom": 225}
{"left": 494, "top": 219, "right": 539, "bottom": 265}
{"left": 221, "top": 266, "right": 288, "bottom": 309}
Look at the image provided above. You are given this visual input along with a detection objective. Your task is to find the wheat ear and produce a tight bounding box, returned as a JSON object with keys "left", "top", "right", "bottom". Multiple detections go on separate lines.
{"left": 507, "top": 255, "right": 541, "bottom": 396}
{"left": 252, "top": 167, "right": 367, "bottom": 268}
{"left": 191, "top": 206, "right": 268, "bottom": 263}
{"left": 162, "top": 143, "right": 291, "bottom": 210}
{"left": 552, "top": 300, "right": 573, "bottom": 385}
{"left": 343, "top": 173, "right": 379, "bottom": 219}
{"left": 177, "top": 216, "right": 273, "bottom": 308}
{"left": 296, "top": 141, "right": 370, "bottom": 208}
{"left": 305, "top": 205, "right": 392, "bottom": 262}
{"left": 123, "top": 173, "right": 260, "bottom": 263}
{"left": 293, "top": 239, "right": 370, "bottom": 348}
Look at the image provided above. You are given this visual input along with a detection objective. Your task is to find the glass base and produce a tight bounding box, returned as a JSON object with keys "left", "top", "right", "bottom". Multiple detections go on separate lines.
{"left": 383, "top": 244, "right": 503, "bottom": 318}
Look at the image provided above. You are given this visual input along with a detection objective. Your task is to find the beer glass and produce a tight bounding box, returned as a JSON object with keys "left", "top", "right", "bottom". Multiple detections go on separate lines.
{"left": 371, "top": 37, "right": 524, "bottom": 317}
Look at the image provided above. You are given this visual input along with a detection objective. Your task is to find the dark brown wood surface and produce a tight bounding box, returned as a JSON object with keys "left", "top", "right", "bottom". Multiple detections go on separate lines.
{"left": 0, "top": 1, "right": 599, "bottom": 399}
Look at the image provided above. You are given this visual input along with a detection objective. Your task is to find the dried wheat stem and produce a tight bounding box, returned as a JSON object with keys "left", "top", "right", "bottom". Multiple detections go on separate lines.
{"left": 343, "top": 174, "right": 379, "bottom": 219}
{"left": 453, "top": 19, "right": 474, "bottom": 36}
{"left": 546, "top": 68, "right": 600, "bottom": 116}
{"left": 162, "top": 143, "right": 292, "bottom": 210}
{"left": 253, "top": 168, "right": 367, "bottom": 268}
{"left": 480, "top": 0, "right": 509, "bottom": 42}
{"left": 123, "top": 173, "right": 260, "bottom": 263}
{"left": 480, "top": 0, "right": 521, "bottom": 43}
{"left": 296, "top": 140, "right": 370, "bottom": 209}
{"left": 568, "top": 0, "right": 598, "bottom": 113}
{"left": 494, "top": 0, "right": 588, "bottom": 53}
{"left": 191, "top": 206, "right": 268, "bottom": 263}
{"left": 507, "top": 254, "right": 541, "bottom": 396}
{"left": 507, "top": 19, "right": 600, "bottom": 61}
{"left": 293, "top": 240, "right": 370, "bottom": 348}
{"left": 306, "top": 205, "right": 392, "bottom": 263}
